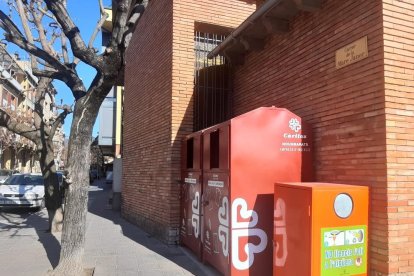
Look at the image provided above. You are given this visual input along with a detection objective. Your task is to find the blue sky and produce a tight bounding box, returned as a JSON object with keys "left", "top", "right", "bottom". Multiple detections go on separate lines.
{"left": 1, "top": 0, "right": 112, "bottom": 137}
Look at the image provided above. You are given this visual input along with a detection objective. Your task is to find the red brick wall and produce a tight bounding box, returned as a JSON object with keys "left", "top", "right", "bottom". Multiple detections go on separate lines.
{"left": 171, "top": 0, "right": 256, "bottom": 138}
{"left": 123, "top": 0, "right": 175, "bottom": 242}
{"left": 232, "top": 0, "right": 389, "bottom": 274}
{"left": 123, "top": 0, "right": 254, "bottom": 243}
{"left": 383, "top": 0, "right": 414, "bottom": 274}
{"left": 170, "top": 0, "right": 255, "bottom": 239}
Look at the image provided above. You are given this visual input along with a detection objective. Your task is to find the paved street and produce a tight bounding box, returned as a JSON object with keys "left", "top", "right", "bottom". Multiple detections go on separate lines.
{"left": 0, "top": 180, "right": 217, "bottom": 276}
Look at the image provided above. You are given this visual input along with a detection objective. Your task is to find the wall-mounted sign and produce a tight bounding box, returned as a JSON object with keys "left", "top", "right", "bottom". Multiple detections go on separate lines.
{"left": 321, "top": 225, "right": 367, "bottom": 276}
{"left": 184, "top": 178, "right": 197, "bottom": 184}
{"left": 207, "top": 180, "right": 224, "bottom": 187}
{"left": 335, "top": 36, "right": 368, "bottom": 69}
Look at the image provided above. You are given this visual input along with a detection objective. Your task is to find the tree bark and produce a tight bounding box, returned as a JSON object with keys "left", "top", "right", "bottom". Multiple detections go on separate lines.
{"left": 35, "top": 77, "right": 64, "bottom": 233}
{"left": 49, "top": 96, "right": 98, "bottom": 275}
{"left": 39, "top": 142, "right": 63, "bottom": 233}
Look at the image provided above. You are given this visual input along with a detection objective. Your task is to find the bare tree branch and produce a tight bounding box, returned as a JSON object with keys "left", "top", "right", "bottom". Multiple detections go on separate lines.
{"left": 0, "top": 108, "right": 39, "bottom": 142}
{"left": 32, "top": 67, "right": 61, "bottom": 78}
{"left": 50, "top": 104, "right": 72, "bottom": 138}
{"left": 35, "top": 57, "right": 52, "bottom": 67}
{"left": 0, "top": 8, "right": 25, "bottom": 38}
{"left": 60, "top": 33, "right": 69, "bottom": 64}
{"left": 0, "top": 10, "right": 65, "bottom": 71}
{"left": 44, "top": 0, "right": 104, "bottom": 71}
{"left": 33, "top": 79, "right": 47, "bottom": 130}
{"left": 0, "top": 11, "right": 87, "bottom": 100}
{"left": 14, "top": 0, "right": 38, "bottom": 69}
{"left": 37, "top": 5, "right": 55, "bottom": 20}
{"left": 31, "top": 67, "right": 86, "bottom": 100}
{"left": 88, "top": 0, "right": 108, "bottom": 49}
{"left": 30, "top": 6, "right": 57, "bottom": 57}
{"left": 50, "top": 30, "right": 60, "bottom": 46}
{"left": 110, "top": 0, "right": 133, "bottom": 48}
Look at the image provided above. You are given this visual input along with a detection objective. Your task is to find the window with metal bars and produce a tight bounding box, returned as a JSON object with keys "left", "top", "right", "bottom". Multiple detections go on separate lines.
{"left": 194, "top": 31, "right": 232, "bottom": 131}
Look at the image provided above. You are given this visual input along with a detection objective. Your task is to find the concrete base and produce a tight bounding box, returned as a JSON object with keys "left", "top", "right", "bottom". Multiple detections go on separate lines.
{"left": 112, "top": 192, "right": 121, "bottom": 211}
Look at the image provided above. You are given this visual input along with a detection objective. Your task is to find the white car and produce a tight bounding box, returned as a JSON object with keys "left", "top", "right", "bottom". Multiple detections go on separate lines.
{"left": 0, "top": 169, "right": 14, "bottom": 184}
{"left": 0, "top": 173, "right": 45, "bottom": 209}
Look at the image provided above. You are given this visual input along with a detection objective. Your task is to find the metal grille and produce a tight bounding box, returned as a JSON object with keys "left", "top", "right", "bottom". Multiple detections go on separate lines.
{"left": 194, "top": 32, "right": 232, "bottom": 131}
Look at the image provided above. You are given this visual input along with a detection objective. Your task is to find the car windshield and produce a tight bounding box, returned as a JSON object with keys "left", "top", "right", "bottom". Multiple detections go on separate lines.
{"left": 0, "top": 170, "right": 11, "bottom": 176}
{"left": 4, "top": 175, "right": 44, "bottom": 186}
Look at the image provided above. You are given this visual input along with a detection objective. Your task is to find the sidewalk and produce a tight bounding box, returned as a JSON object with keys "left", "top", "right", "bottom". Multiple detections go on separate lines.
{"left": 0, "top": 179, "right": 218, "bottom": 276}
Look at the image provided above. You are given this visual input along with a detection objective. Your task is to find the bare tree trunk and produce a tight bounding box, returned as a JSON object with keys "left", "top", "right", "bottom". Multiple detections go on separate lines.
{"left": 39, "top": 144, "right": 64, "bottom": 233}
{"left": 0, "top": 2, "right": 142, "bottom": 275}
{"left": 49, "top": 98, "right": 96, "bottom": 275}
{"left": 35, "top": 77, "right": 64, "bottom": 233}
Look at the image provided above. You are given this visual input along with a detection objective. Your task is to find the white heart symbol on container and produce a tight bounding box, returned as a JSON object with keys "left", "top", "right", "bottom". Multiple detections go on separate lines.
{"left": 232, "top": 228, "right": 268, "bottom": 270}
{"left": 218, "top": 196, "right": 229, "bottom": 227}
{"left": 232, "top": 198, "right": 258, "bottom": 229}
{"left": 192, "top": 192, "right": 200, "bottom": 215}
{"left": 218, "top": 225, "right": 229, "bottom": 257}
{"left": 192, "top": 214, "right": 200, "bottom": 238}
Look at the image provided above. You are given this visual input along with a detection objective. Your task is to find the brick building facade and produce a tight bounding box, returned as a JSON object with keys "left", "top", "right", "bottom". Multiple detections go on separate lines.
{"left": 123, "top": 0, "right": 414, "bottom": 274}
{"left": 123, "top": 0, "right": 255, "bottom": 243}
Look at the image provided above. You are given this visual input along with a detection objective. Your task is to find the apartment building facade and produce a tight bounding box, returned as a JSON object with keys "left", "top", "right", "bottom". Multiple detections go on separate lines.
{"left": 0, "top": 46, "right": 65, "bottom": 172}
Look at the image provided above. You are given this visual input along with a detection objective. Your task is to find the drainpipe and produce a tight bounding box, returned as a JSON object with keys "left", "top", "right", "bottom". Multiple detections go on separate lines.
{"left": 207, "top": 0, "right": 284, "bottom": 59}
{"left": 0, "top": 140, "right": 2, "bottom": 169}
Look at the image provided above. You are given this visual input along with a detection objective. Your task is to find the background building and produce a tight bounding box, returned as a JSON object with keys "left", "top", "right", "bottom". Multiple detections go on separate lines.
{"left": 98, "top": 7, "right": 123, "bottom": 158}
{"left": 0, "top": 45, "right": 65, "bottom": 172}
{"left": 98, "top": 6, "right": 124, "bottom": 209}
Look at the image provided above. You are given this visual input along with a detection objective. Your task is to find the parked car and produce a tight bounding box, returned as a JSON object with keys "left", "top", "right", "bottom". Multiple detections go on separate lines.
{"left": 0, "top": 173, "right": 45, "bottom": 209}
{"left": 0, "top": 169, "right": 17, "bottom": 184}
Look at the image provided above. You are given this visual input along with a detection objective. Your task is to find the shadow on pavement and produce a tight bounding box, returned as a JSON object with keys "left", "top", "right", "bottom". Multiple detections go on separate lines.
{"left": 88, "top": 180, "right": 209, "bottom": 275}
{"left": 0, "top": 208, "right": 33, "bottom": 238}
{"left": 0, "top": 207, "right": 61, "bottom": 268}
{"left": 27, "top": 212, "right": 61, "bottom": 268}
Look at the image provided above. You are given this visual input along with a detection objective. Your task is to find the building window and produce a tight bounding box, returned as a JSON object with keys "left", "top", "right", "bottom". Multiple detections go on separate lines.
{"left": 10, "top": 96, "right": 15, "bottom": 111}
{"left": 194, "top": 31, "right": 232, "bottom": 131}
{"left": 2, "top": 89, "right": 9, "bottom": 107}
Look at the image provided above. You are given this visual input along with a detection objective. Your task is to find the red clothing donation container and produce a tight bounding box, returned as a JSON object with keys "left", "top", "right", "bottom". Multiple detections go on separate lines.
{"left": 180, "top": 131, "right": 203, "bottom": 259}
{"left": 201, "top": 107, "right": 313, "bottom": 275}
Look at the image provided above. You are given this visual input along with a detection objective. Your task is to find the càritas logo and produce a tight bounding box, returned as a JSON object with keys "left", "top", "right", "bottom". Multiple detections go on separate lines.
{"left": 289, "top": 118, "right": 301, "bottom": 133}
{"left": 231, "top": 198, "right": 267, "bottom": 270}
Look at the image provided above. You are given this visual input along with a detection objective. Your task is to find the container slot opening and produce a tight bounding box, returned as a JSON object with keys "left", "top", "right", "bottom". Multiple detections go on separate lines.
{"left": 210, "top": 131, "right": 220, "bottom": 168}
{"left": 186, "top": 138, "right": 194, "bottom": 169}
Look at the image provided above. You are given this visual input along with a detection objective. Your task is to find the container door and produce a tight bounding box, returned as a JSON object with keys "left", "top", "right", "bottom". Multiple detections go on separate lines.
{"left": 180, "top": 134, "right": 203, "bottom": 258}
{"left": 274, "top": 185, "right": 311, "bottom": 276}
{"left": 202, "top": 172, "right": 230, "bottom": 275}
